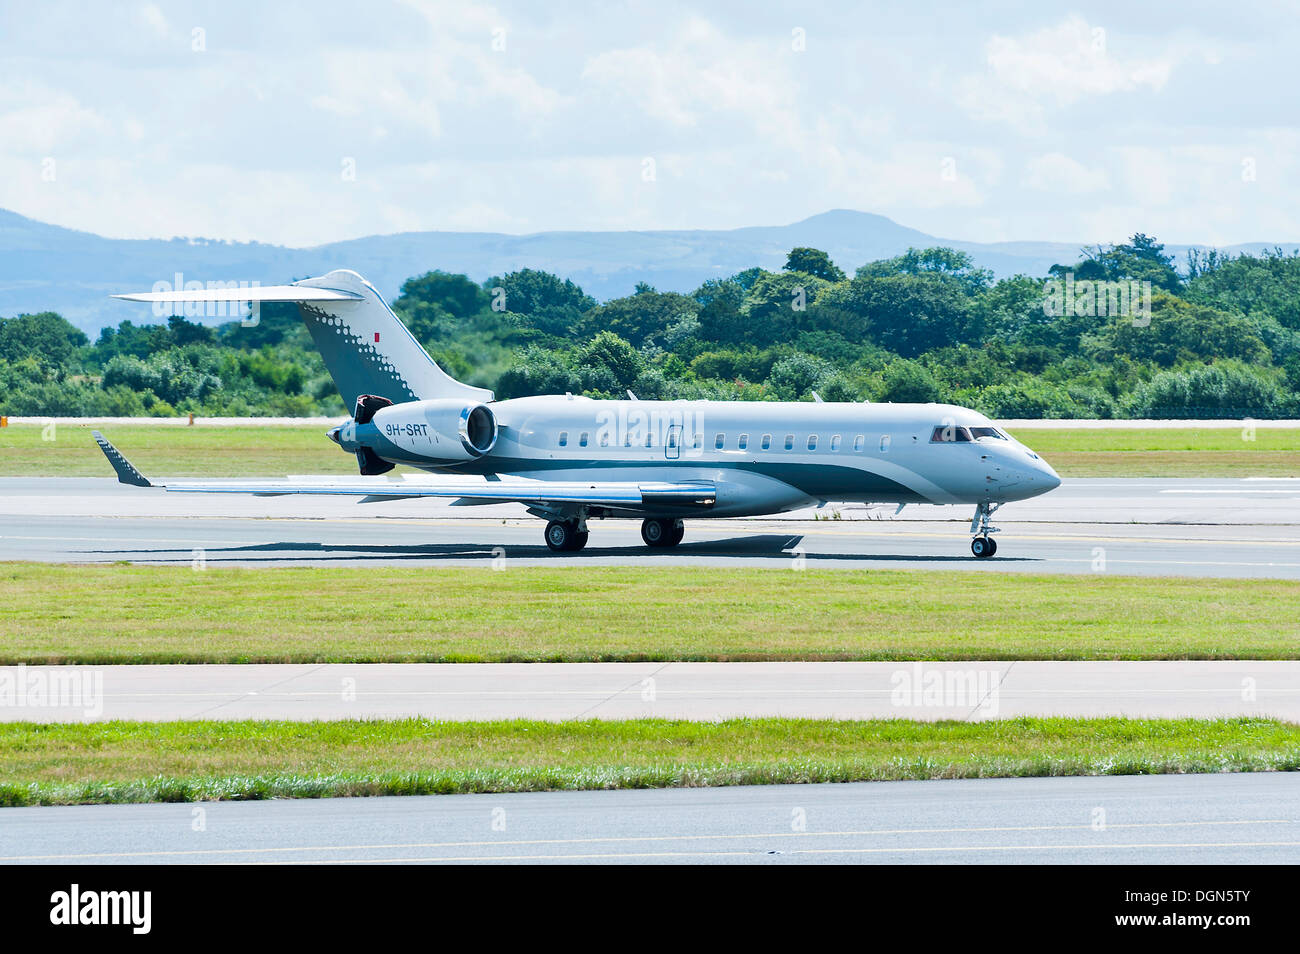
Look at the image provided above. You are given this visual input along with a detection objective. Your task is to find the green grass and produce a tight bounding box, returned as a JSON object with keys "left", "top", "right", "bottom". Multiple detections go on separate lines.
{"left": 1011, "top": 426, "right": 1300, "bottom": 477}
{"left": 1, "top": 717, "right": 1295, "bottom": 806}
{"left": 1, "top": 423, "right": 1298, "bottom": 478}
{"left": 2, "top": 564, "right": 1297, "bottom": 663}
{"left": 0, "top": 423, "right": 360, "bottom": 477}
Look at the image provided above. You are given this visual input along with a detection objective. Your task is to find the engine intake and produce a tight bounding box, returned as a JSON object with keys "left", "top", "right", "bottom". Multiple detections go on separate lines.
{"left": 459, "top": 404, "right": 497, "bottom": 456}
{"left": 370, "top": 399, "right": 498, "bottom": 463}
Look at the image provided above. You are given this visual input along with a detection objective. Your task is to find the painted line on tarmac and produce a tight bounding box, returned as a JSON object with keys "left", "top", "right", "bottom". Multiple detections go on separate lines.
{"left": 3, "top": 817, "right": 1287, "bottom": 863}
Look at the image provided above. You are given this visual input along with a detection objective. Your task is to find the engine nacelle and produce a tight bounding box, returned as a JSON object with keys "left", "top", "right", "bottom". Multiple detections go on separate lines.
{"left": 371, "top": 398, "right": 498, "bottom": 463}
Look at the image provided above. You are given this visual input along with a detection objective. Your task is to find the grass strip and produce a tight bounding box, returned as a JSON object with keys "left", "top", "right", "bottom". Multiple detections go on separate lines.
{"left": 1, "top": 716, "right": 1296, "bottom": 806}
{"left": 2, "top": 563, "right": 1297, "bottom": 663}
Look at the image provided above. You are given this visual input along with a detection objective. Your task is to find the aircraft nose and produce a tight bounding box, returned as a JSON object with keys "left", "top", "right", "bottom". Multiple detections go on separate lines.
{"left": 1038, "top": 460, "right": 1062, "bottom": 491}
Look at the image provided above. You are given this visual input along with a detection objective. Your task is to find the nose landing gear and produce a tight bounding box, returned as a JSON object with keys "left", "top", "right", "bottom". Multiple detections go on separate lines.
{"left": 970, "top": 502, "right": 1001, "bottom": 559}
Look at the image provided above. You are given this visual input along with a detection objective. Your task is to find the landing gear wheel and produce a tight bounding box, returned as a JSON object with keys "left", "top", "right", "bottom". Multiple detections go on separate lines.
{"left": 986, "top": 537, "right": 997, "bottom": 556}
{"left": 641, "top": 518, "right": 679, "bottom": 548}
{"left": 545, "top": 520, "right": 587, "bottom": 552}
{"left": 971, "top": 536, "right": 995, "bottom": 559}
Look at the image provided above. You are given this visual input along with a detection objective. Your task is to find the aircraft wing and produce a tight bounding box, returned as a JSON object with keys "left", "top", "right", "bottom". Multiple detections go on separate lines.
{"left": 92, "top": 432, "right": 716, "bottom": 510}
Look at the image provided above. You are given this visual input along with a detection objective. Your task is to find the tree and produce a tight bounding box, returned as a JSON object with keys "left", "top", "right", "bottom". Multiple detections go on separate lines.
{"left": 857, "top": 247, "right": 992, "bottom": 295}
{"left": 0, "top": 312, "right": 87, "bottom": 370}
{"left": 576, "top": 291, "right": 697, "bottom": 346}
{"left": 876, "top": 360, "right": 940, "bottom": 403}
{"left": 847, "top": 273, "right": 978, "bottom": 357}
{"left": 768, "top": 351, "right": 832, "bottom": 400}
{"left": 482, "top": 269, "right": 595, "bottom": 336}
{"left": 1184, "top": 248, "right": 1300, "bottom": 330}
{"left": 495, "top": 346, "right": 577, "bottom": 399}
{"left": 576, "top": 331, "right": 643, "bottom": 391}
{"left": 1124, "top": 362, "right": 1289, "bottom": 418}
{"left": 692, "top": 276, "right": 749, "bottom": 345}
{"left": 741, "top": 271, "right": 831, "bottom": 344}
{"left": 1081, "top": 293, "right": 1270, "bottom": 367}
{"left": 784, "top": 247, "right": 846, "bottom": 282}
{"left": 397, "top": 271, "right": 488, "bottom": 321}
{"left": 1056, "top": 234, "right": 1181, "bottom": 292}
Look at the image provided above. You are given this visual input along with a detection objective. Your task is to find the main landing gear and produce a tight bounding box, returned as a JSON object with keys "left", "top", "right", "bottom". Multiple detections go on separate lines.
{"left": 970, "top": 502, "right": 1001, "bottom": 559}
{"left": 641, "top": 518, "right": 684, "bottom": 548}
{"left": 544, "top": 519, "right": 589, "bottom": 552}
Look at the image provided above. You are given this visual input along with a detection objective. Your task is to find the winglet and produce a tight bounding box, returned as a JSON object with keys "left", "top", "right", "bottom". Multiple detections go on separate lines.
{"left": 92, "top": 431, "right": 153, "bottom": 487}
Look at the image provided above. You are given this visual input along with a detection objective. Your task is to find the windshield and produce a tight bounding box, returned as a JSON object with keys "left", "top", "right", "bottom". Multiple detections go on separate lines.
{"left": 969, "top": 426, "right": 1007, "bottom": 440}
{"left": 930, "top": 425, "right": 972, "bottom": 442}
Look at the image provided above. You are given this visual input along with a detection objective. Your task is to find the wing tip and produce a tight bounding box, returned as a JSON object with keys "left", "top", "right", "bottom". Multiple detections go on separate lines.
{"left": 92, "top": 431, "right": 153, "bottom": 488}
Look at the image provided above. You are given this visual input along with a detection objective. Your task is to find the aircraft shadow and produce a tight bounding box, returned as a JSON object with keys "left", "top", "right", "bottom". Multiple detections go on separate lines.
{"left": 76, "top": 533, "right": 1037, "bottom": 564}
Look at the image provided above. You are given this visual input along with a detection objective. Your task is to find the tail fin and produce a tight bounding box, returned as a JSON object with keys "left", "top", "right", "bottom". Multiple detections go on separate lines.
{"left": 113, "top": 268, "right": 493, "bottom": 409}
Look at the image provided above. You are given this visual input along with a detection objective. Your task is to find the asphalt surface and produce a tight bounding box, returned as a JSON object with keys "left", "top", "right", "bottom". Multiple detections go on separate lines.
{"left": 2, "top": 477, "right": 1299, "bottom": 576}
{"left": 2, "top": 773, "right": 1296, "bottom": 865}
{"left": 4, "top": 661, "right": 1298, "bottom": 723}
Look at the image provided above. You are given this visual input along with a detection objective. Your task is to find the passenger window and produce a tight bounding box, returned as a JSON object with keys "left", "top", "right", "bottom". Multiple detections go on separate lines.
{"left": 692, "top": 433, "right": 702, "bottom": 449}
{"left": 784, "top": 434, "right": 794, "bottom": 450}
{"left": 644, "top": 433, "right": 653, "bottom": 448}
{"left": 738, "top": 433, "right": 749, "bottom": 450}
{"left": 879, "top": 435, "right": 891, "bottom": 453}
{"left": 579, "top": 432, "right": 589, "bottom": 447}
{"left": 715, "top": 432, "right": 725, "bottom": 450}
{"left": 853, "top": 435, "right": 864, "bottom": 452}
{"left": 830, "top": 434, "right": 841, "bottom": 451}
{"left": 599, "top": 432, "right": 610, "bottom": 447}
{"left": 558, "top": 431, "right": 568, "bottom": 447}
{"left": 807, "top": 435, "right": 818, "bottom": 451}
{"left": 761, "top": 434, "right": 772, "bottom": 450}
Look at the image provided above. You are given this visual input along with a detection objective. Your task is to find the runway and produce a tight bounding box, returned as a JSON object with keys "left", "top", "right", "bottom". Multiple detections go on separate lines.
{"left": 2, "top": 477, "right": 1299, "bottom": 576}
{"left": 4, "top": 661, "right": 1298, "bottom": 722}
{"left": 2, "top": 773, "right": 1296, "bottom": 864}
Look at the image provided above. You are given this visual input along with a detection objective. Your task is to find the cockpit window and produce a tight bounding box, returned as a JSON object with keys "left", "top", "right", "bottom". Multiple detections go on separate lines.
{"left": 930, "top": 425, "right": 973, "bottom": 443}
{"left": 969, "top": 426, "right": 1007, "bottom": 441}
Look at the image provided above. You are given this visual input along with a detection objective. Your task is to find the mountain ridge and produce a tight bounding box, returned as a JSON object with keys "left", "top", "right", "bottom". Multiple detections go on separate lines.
{"left": 2, "top": 207, "right": 1296, "bottom": 335}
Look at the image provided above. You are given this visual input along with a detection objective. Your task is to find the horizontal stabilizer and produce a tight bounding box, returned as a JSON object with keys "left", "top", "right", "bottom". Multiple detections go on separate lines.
{"left": 113, "top": 286, "right": 363, "bottom": 303}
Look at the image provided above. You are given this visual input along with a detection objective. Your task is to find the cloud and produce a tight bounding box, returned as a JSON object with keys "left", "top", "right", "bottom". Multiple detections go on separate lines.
{"left": 0, "top": 2, "right": 1292, "bottom": 249}
{"left": 957, "top": 15, "right": 1199, "bottom": 129}
{"left": 0, "top": 81, "right": 112, "bottom": 155}
{"left": 580, "top": 17, "right": 800, "bottom": 142}
{"left": 1022, "top": 153, "right": 1110, "bottom": 194}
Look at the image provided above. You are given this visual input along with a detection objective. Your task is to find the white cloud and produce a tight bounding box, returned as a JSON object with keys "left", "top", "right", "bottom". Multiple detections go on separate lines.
{"left": 957, "top": 15, "right": 1198, "bottom": 129}
{"left": 0, "top": 81, "right": 112, "bottom": 155}
{"left": 0, "top": 1, "right": 1292, "bottom": 250}
{"left": 1022, "top": 153, "right": 1110, "bottom": 194}
{"left": 137, "top": 3, "right": 168, "bottom": 38}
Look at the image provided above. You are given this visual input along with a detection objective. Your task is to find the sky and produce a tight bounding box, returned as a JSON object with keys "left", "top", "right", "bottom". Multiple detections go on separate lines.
{"left": 1, "top": 0, "right": 1297, "bottom": 248}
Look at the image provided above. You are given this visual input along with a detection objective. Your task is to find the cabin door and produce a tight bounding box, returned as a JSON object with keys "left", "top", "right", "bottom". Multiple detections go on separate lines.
{"left": 665, "top": 424, "right": 682, "bottom": 459}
